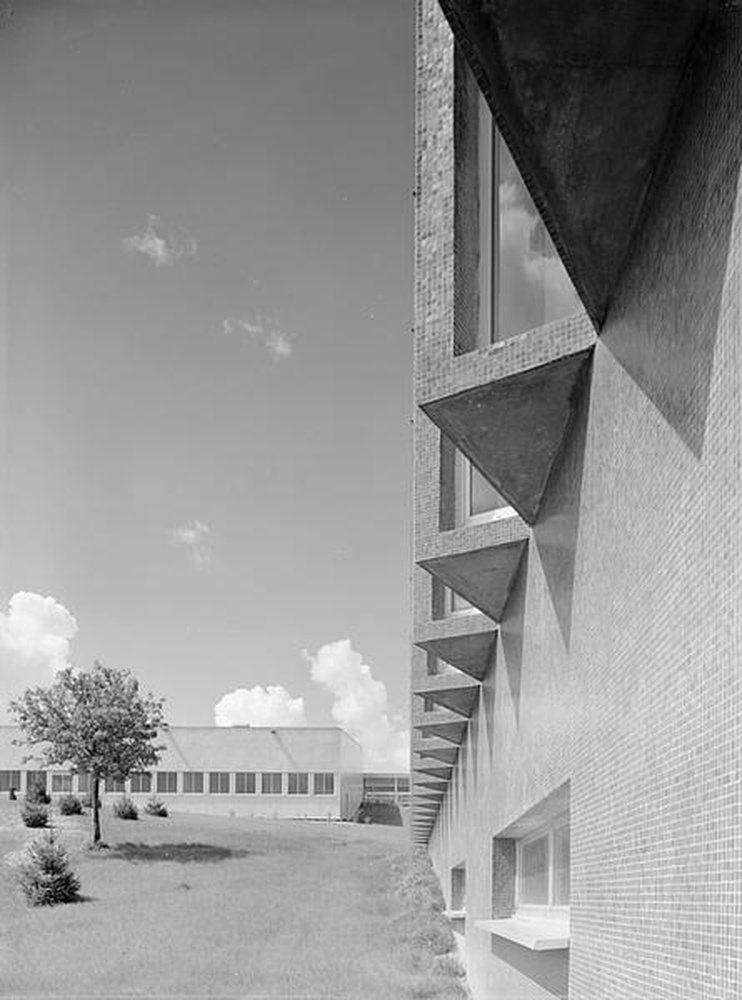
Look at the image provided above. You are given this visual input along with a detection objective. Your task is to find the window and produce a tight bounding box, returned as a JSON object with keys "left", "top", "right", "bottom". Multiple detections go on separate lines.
{"left": 423, "top": 697, "right": 435, "bottom": 713}
{"left": 427, "top": 652, "right": 439, "bottom": 676}
{"left": 475, "top": 92, "right": 581, "bottom": 349}
{"left": 445, "top": 587, "right": 479, "bottom": 618}
{"left": 287, "top": 773, "right": 309, "bottom": 795}
{"left": 235, "top": 772, "right": 256, "bottom": 794}
{"left": 314, "top": 773, "right": 334, "bottom": 795}
{"left": 0, "top": 771, "right": 21, "bottom": 792}
{"left": 77, "top": 773, "right": 91, "bottom": 794}
{"left": 209, "top": 772, "right": 230, "bottom": 794}
{"left": 183, "top": 772, "right": 203, "bottom": 794}
{"left": 517, "top": 818, "right": 570, "bottom": 912}
{"left": 451, "top": 863, "right": 467, "bottom": 913}
{"left": 261, "top": 772, "right": 283, "bottom": 795}
{"left": 397, "top": 777, "right": 410, "bottom": 793}
{"left": 130, "top": 772, "right": 151, "bottom": 794}
{"left": 156, "top": 771, "right": 178, "bottom": 794}
{"left": 104, "top": 776, "right": 126, "bottom": 793}
{"left": 51, "top": 772, "right": 73, "bottom": 793}
{"left": 454, "top": 451, "right": 513, "bottom": 526}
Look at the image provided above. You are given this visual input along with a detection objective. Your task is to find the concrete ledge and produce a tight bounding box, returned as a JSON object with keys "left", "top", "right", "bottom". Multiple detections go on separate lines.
{"left": 444, "top": 909, "right": 466, "bottom": 921}
{"left": 474, "top": 917, "right": 569, "bottom": 952}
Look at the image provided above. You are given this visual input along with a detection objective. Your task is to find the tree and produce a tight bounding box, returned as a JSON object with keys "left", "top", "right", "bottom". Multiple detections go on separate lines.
{"left": 10, "top": 662, "right": 166, "bottom": 845}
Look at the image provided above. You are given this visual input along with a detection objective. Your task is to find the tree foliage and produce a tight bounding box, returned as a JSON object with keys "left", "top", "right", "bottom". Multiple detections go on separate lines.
{"left": 10, "top": 662, "right": 166, "bottom": 843}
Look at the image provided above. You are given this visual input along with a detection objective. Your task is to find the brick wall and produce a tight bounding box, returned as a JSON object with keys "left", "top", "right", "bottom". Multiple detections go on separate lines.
{"left": 414, "top": 2, "right": 742, "bottom": 998}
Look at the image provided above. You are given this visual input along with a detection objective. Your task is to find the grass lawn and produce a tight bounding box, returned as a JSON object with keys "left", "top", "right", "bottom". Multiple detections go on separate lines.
{"left": 0, "top": 801, "right": 466, "bottom": 999}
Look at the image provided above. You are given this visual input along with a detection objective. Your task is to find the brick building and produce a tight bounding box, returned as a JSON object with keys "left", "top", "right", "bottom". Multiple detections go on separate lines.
{"left": 0, "top": 725, "right": 364, "bottom": 820}
{"left": 411, "top": 2, "right": 741, "bottom": 998}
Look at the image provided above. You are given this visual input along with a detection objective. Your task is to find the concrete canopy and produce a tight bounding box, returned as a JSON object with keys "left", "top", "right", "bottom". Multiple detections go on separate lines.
{"left": 416, "top": 630, "right": 498, "bottom": 682}
{"left": 415, "top": 685, "right": 480, "bottom": 720}
{"left": 415, "top": 720, "right": 469, "bottom": 745}
{"left": 414, "top": 745, "right": 459, "bottom": 766}
{"left": 437, "top": 0, "right": 711, "bottom": 326}
{"left": 414, "top": 764, "right": 454, "bottom": 781}
{"left": 419, "top": 539, "right": 526, "bottom": 621}
{"left": 422, "top": 351, "right": 592, "bottom": 524}
{"left": 414, "top": 778, "right": 449, "bottom": 790}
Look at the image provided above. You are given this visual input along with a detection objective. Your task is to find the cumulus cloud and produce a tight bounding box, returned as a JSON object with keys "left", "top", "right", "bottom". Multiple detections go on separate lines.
{"left": 223, "top": 314, "right": 293, "bottom": 362}
{"left": 0, "top": 592, "right": 78, "bottom": 718}
{"left": 214, "top": 685, "right": 307, "bottom": 728}
{"left": 122, "top": 214, "right": 198, "bottom": 267}
{"left": 304, "top": 639, "right": 409, "bottom": 772}
{"left": 172, "top": 519, "right": 212, "bottom": 569}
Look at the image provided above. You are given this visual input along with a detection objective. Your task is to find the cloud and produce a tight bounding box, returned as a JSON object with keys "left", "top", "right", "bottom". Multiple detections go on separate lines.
{"left": 122, "top": 214, "right": 198, "bottom": 267}
{"left": 223, "top": 314, "right": 293, "bottom": 362}
{"left": 214, "top": 685, "right": 307, "bottom": 727}
{"left": 172, "top": 519, "right": 213, "bottom": 569}
{"left": 305, "top": 639, "right": 409, "bottom": 772}
{"left": 0, "top": 592, "right": 78, "bottom": 718}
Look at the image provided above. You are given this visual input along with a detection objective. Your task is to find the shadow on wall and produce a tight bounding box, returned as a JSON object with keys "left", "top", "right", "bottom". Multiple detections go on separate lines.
{"left": 497, "top": 547, "right": 528, "bottom": 729}
{"left": 602, "top": 13, "right": 742, "bottom": 460}
{"left": 490, "top": 936, "right": 569, "bottom": 999}
{"left": 533, "top": 362, "right": 593, "bottom": 650}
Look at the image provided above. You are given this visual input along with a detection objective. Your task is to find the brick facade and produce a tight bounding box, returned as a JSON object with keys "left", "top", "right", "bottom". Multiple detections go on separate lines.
{"left": 412, "top": 2, "right": 742, "bottom": 998}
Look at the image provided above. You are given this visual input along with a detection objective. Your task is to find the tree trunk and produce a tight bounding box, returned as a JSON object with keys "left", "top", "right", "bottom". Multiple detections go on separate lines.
{"left": 92, "top": 773, "right": 101, "bottom": 844}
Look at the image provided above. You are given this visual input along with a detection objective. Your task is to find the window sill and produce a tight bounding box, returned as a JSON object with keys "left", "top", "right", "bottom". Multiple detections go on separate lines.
{"left": 474, "top": 916, "right": 569, "bottom": 951}
{"left": 444, "top": 909, "right": 466, "bottom": 921}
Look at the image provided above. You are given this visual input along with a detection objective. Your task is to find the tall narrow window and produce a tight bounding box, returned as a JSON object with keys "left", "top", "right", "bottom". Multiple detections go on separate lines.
{"left": 466, "top": 83, "right": 581, "bottom": 351}
{"left": 451, "top": 863, "right": 467, "bottom": 913}
{"left": 517, "top": 818, "right": 570, "bottom": 913}
{"left": 454, "top": 450, "right": 513, "bottom": 526}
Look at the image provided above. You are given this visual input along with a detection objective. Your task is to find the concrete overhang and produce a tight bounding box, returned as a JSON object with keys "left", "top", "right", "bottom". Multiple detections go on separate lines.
{"left": 416, "top": 629, "right": 498, "bottom": 682}
{"left": 414, "top": 764, "right": 454, "bottom": 781}
{"left": 414, "top": 719, "right": 469, "bottom": 745}
{"left": 437, "top": 0, "right": 713, "bottom": 326}
{"left": 421, "top": 350, "right": 592, "bottom": 524}
{"left": 414, "top": 745, "right": 459, "bottom": 766}
{"left": 414, "top": 778, "right": 448, "bottom": 790}
{"left": 420, "top": 538, "right": 527, "bottom": 620}
{"left": 414, "top": 685, "right": 480, "bottom": 719}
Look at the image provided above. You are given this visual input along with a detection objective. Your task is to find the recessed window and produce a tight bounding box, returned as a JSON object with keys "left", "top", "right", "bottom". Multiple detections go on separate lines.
{"left": 235, "top": 772, "right": 256, "bottom": 794}
{"left": 183, "top": 772, "right": 204, "bottom": 794}
{"left": 517, "top": 818, "right": 570, "bottom": 912}
{"left": 287, "top": 773, "right": 309, "bottom": 795}
{"left": 209, "top": 772, "right": 230, "bottom": 794}
{"left": 261, "top": 772, "right": 283, "bottom": 795}
{"left": 314, "top": 773, "right": 334, "bottom": 795}
{"left": 0, "top": 770, "right": 21, "bottom": 792}
{"left": 454, "top": 451, "right": 514, "bottom": 526}
{"left": 51, "top": 772, "right": 73, "bottom": 793}
{"left": 104, "top": 776, "right": 126, "bottom": 793}
{"left": 130, "top": 772, "right": 152, "bottom": 794}
{"left": 477, "top": 95, "right": 581, "bottom": 349}
{"left": 423, "top": 697, "right": 435, "bottom": 713}
{"left": 445, "top": 587, "right": 479, "bottom": 618}
{"left": 451, "top": 862, "right": 467, "bottom": 912}
{"left": 156, "top": 771, "right": 178, "bottom": 794}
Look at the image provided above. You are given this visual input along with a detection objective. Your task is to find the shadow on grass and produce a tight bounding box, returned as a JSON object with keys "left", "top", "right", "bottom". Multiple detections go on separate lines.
{"left": 109, "top": 842, "right": 252, "bottom": 864}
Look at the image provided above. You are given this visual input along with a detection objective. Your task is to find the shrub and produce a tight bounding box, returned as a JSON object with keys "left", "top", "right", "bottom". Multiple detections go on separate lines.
{"left": 113, "top": 796, "right": 139, "bottom": 820}
{"left": 59, "top": 794, "right": 83, "bottom": 816}
{"left": 17, "top": 831, "right": 81, "bottom": 906}
{"left": 25, "top": 781, "right": 51, "bottom": 805}
{"left": 21, "top": 802, "right": 49, "bottom": 828}
{"left": 144, "top": 797, "right": 168, "bottom": 817}
{"left": 81, "top": 793, "right": 101, "bottom": 809}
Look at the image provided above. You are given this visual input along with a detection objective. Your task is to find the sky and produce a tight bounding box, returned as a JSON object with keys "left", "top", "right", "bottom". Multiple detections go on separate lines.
{"left": 0, "top": 0, "right": 414, "bottom": 770}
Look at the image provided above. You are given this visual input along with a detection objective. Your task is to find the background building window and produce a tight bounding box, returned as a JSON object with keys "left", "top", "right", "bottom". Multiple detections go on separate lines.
{"left": 235, "top": 772, "right": 256, "bottom": 794}
{"left": 183, "top": 772, "right": 204, "bottom": 794}
{"left": 77, "top": 773, "right": 91, "bottom": 794}
{"left": 209, "top": 772, "right": 230, "bottom": 794}
{"left": 104, "top": 776, "right": 126, "bottom": 793}
{"left": 130, "top": 772, "right": 152, "bottom": 794}
{"left": 51, "top": 772, "right": 73, "bottom": 793}
{"left": 517, "top": 818, "right": 570, "bottom": 911}
{"left": 261, "top": 772, "right": 283, "bottom": 795}
{"left": 313, "top": 773, "right": 334, "bottom": 795}
{"left": 26, "top": 771, "right": 47, "bottom": 793}
{"left": 156, "top": 771, "right": 178, "bottom": 794}
{"left": 287, "top": 773, "right": 309, "bottom": 795}
{"left": 0, "top": 770, "right": 21, "bottom": 792}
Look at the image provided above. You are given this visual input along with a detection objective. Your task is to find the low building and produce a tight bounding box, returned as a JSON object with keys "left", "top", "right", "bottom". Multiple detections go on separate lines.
{"left": 362, "top": 773, "right": 411, "bottom": 809}
{"left": 0, "top": 725, "right": 364, "bottom": 820}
